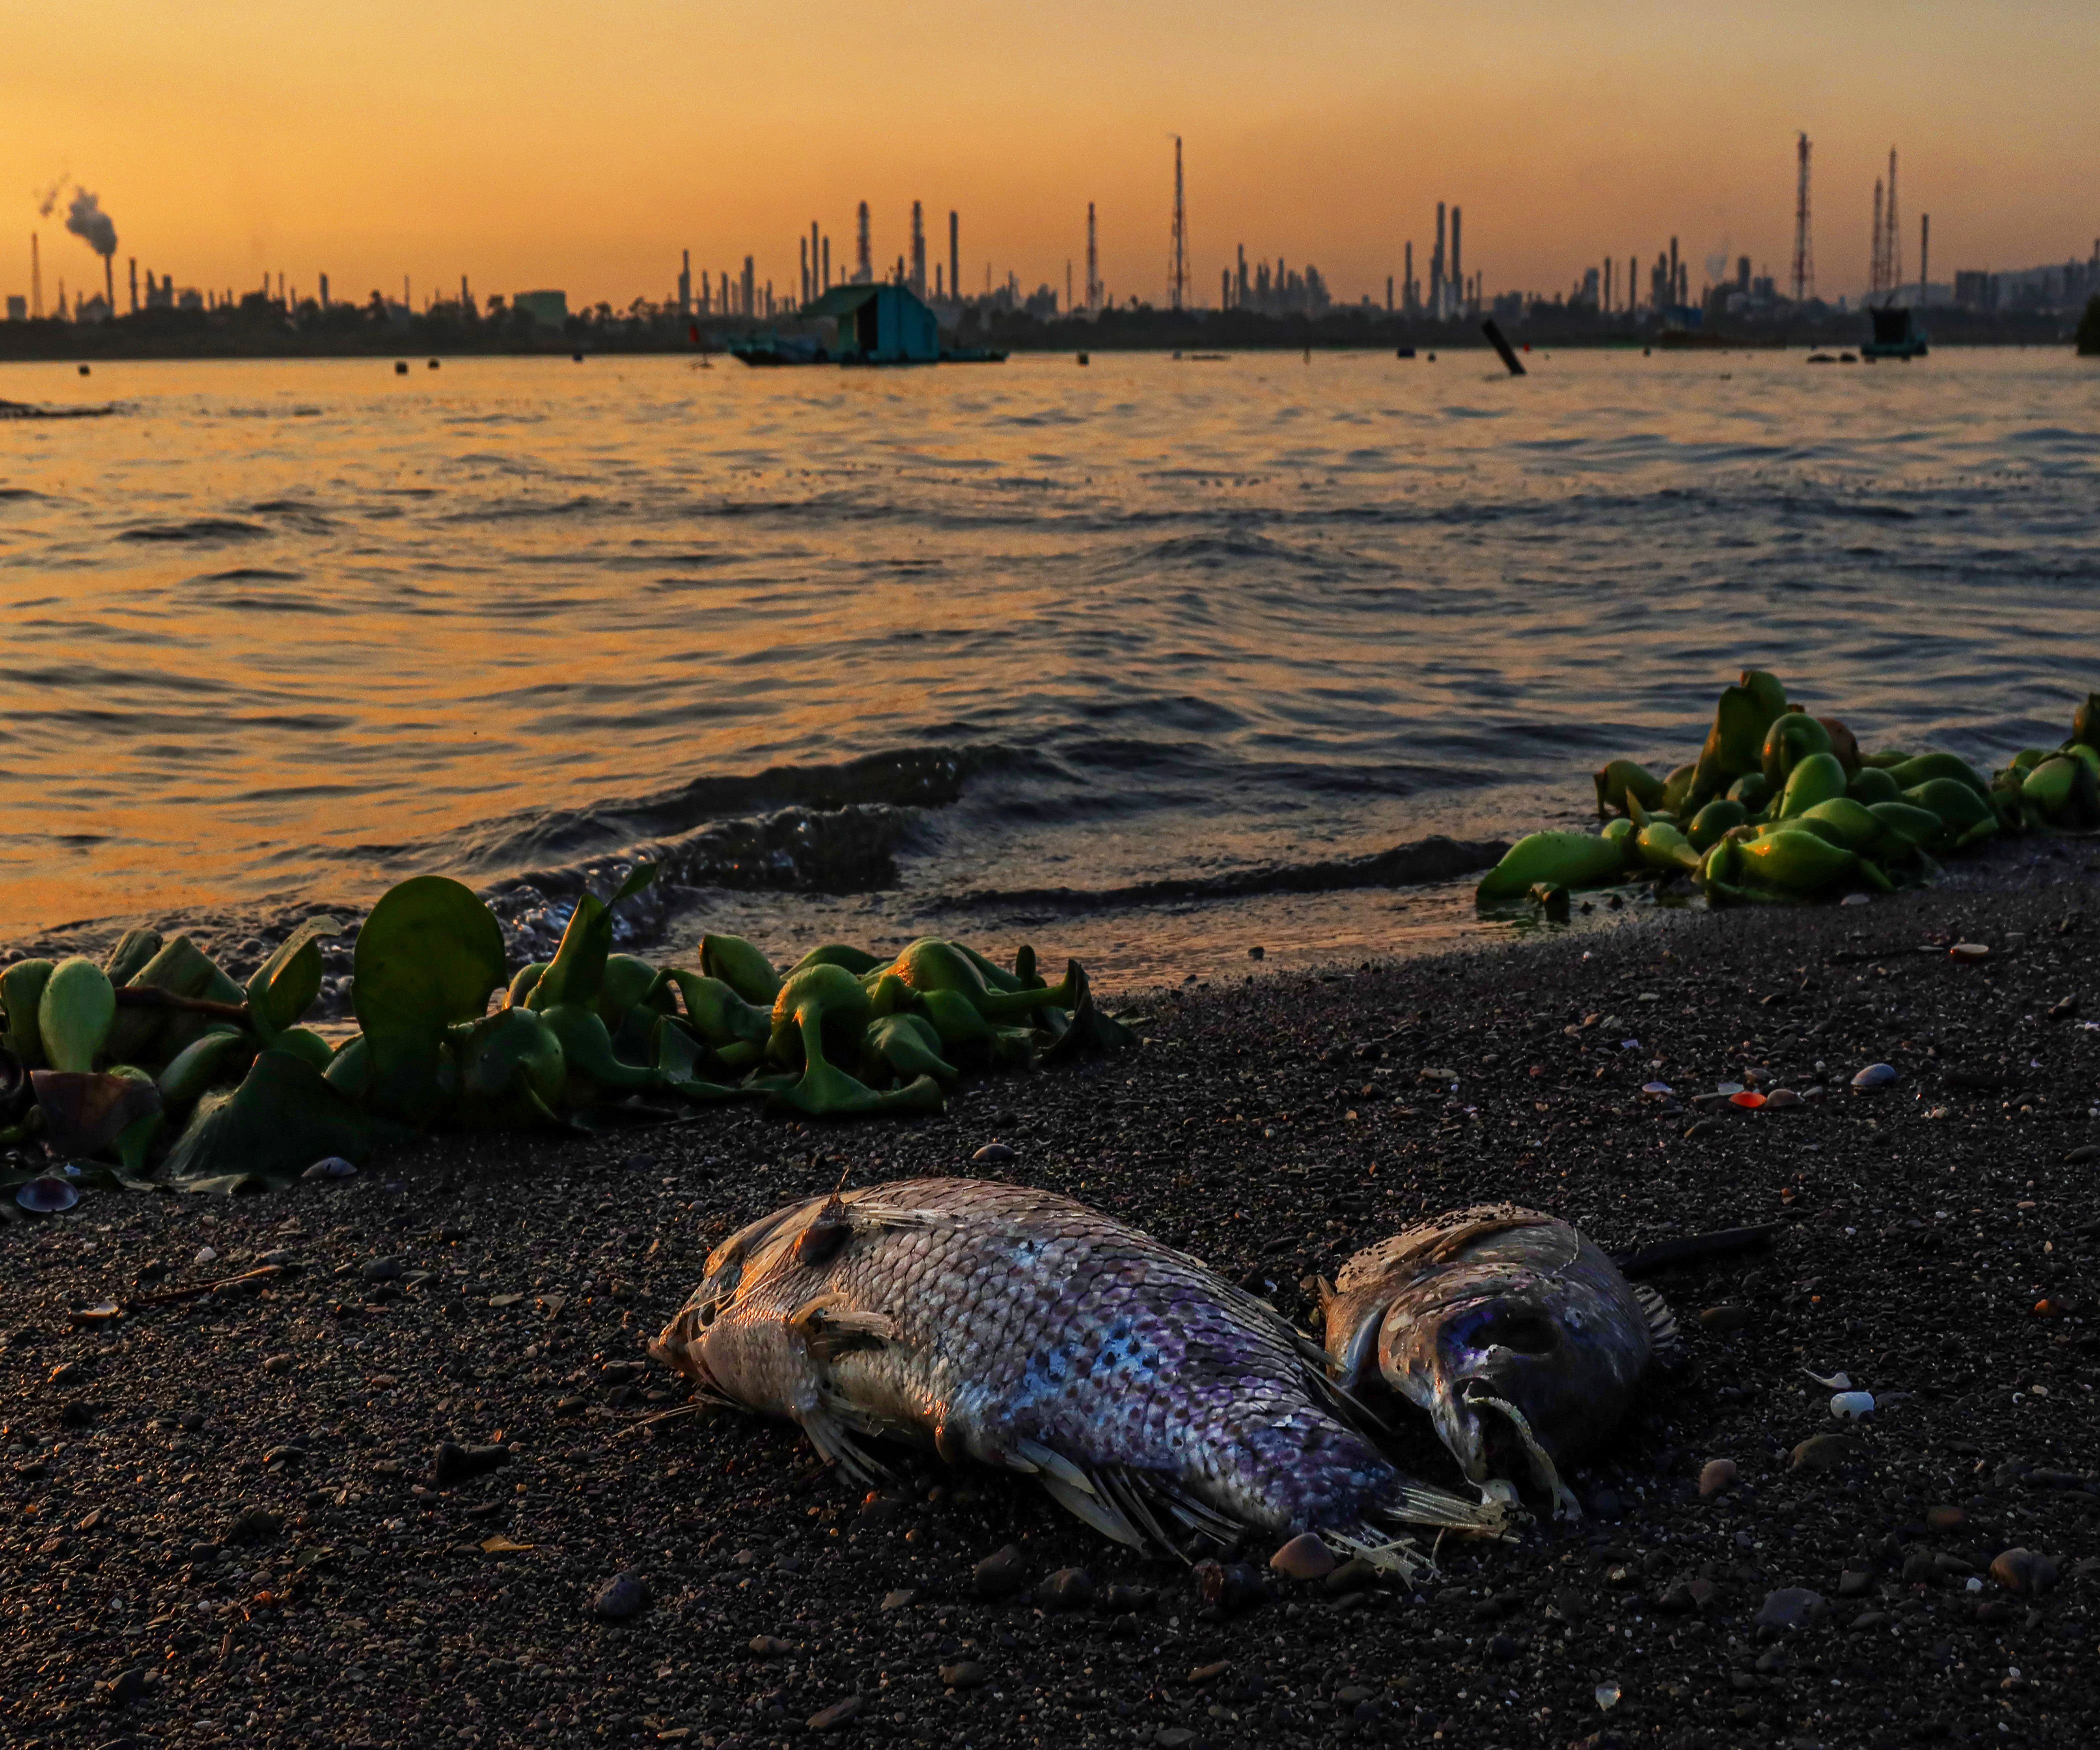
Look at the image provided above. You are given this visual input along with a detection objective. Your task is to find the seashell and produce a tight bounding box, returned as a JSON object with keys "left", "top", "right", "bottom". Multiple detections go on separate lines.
{"left": 1716, "top": 1082, "right": 1746, "bottom": 1096}
{"left": 1830, "top": 1391, "right": 1876, "bottom": 1420}
{"left": 1763, "top": 1088, "right": 1802, "bottom": 1108}
{"left": 15, "top": 1175, "right": 79, "bottom": 1214}
{"left": 1850, "top": 1063, "right": 1898, "bottom": 1090}
{"left": 1948, "top": 942, "right": 1989, "bottom": 962}
{"left": 1641, "top": 1082, "right": 1672, "bottom": 1096}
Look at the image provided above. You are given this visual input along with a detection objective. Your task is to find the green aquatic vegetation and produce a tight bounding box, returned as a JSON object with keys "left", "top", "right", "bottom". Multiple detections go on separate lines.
{"left": 1, "top": 959, "right": 55, "bottom": 1068}
{"left": 700, "top": 933, "right": 781, "bottom": 1006}
{"left": 38, "top": 958, "right": 116, "bottom": 1074}
{"left": 864, "top": 1012, "right": 960, "bottom": 1084}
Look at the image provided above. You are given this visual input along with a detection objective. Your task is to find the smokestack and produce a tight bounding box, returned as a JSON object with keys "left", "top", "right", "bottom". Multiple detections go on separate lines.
{"left": 1668, "top": 236, "right": 1679, "bottom": 308}
{"left": 64, "top": 190, "right": 118, "bottom": 312}
{"left": 949, "top": 211, "right": 959, "bottom": 306}
{"left": 128, "top": 257, "right": 137, "bottom": 314}
{"left": 910, "top": 201, "right": 925, "bottom": 296}
{"left": 822, "top": 235, "right": 830, "bottom": 292}
{"left": 1451, "top": 206, "right": 1463, "bottom": 307}
{"left": 30, "top": 234, "right": 40, "bottom": 318}
{"left": 320, "top": 272, "right": 330, "bottom": 309}
{"left": 855, "top": 202, "right": 871, "bottom": 284}
{"left": 1918, "top": 212, "right": 1929, "bottom": 302}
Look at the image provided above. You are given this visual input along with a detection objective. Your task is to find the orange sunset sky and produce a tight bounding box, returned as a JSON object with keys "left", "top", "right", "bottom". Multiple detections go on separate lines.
{"left": 6, "top": 0, "right": 2096, "bottom": 314}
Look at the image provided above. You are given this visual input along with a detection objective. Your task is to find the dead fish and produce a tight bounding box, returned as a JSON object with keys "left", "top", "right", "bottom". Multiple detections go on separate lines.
{"left": 652, "top": 1178, "right": 1503, "bottom": 1576}
{"left": 1320, "top": 1204, "right": 1678, "bottom": 1518}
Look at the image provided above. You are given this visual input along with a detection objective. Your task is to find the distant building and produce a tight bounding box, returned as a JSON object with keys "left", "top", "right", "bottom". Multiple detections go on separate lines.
{"left": 4, "top": 295, "right": 24, "bottom": 322}
{"left": 800, "top": 283, "right": 940, "bottom": 362}
{"left": 512, "top": 290, "right": 569, "bottom": 328}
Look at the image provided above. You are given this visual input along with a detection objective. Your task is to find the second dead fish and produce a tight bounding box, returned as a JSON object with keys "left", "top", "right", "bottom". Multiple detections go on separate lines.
{"left": 1320, "top": 1204, "right": 1678, "bottom": 1518}
{"left": 652, "top": 1178, "right": 1504, "bottom": 1576}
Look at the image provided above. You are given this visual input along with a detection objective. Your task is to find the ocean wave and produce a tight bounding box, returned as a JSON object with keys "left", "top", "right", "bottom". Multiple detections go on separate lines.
{"left": 929, "top": 834, "right": 1508, "bottom": 913}
{"left": 118, "top": 518, "right": 270, "bottom": 544}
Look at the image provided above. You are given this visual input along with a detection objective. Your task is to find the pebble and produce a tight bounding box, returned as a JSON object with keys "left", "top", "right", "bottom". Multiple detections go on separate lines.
{"left": 47, "top": 1361, "right": 84, "bottom": 1389}
{"left": 940, "top": 1659, "right": 987, "bottom": 1690}
{"left": 1850, "top": 1063, "right": 1898, "bottom": 1090}
{"left": 2066, "top": 1144, "right": 2100, "bottom": 1165}
{"left": 1948, "top": 942, "right": 1989, "bottom": 962}
{"left": 1100, "top": 1582, "right": 1156, "bottom": 1613}
{"left": 1036, "top": 1566, "right": 1094, "bottom": 1611}
{"left": 879, "top": 1588, "right": 919, "bottom": 1612}
{"left": 973, "top": 1543, "right": 1028, "bottom": 1600}
{"left": 1790, "top": 1434, "right": 1862, "bottom": 1473}
{"left": 1698, "top": 1458, "right": 1738, "bottom": 1498}
{"left": 750, "top": 1635, "right": 792, "bottom": 1658}
{"left": 1838, "top": 1570, "right": 1874, "bottom": 1598}
{"left": 590, "top": 1572, "right": 648, "bottom": 1621}
{"left": 193, "top": 1246, "right": 218, "bottom": 1267}
{"left": 1324, "top": 1557, "right": 1377, "bottom": 1595}
{"left": 972, "top": 1142, "right": 1016, "bottom": 1164}
{"left": 224, "top": 1507, "right": 282, "bottom": 1544}
{"left": 262, "top": 1354, "right": 295, "bottom": 1376}
{"left": 1754, "top": 1587, "right": 1824, "bottom": 1630}
{"left": 1924, "top": 1505, "right": 1966, "bottom": 1532}
{"left": 303, "top": 1156, "right": 357, "bottom": 1180}
{"left": 431, "top": 1441, "right": 509, "bottom": 1485}
{"left": 1195, "top": 1560, "right": 1264, "bottom": 1613}
{"left": 1830, "top": 1390, "right": 1876, "bottom": 1420}
{"left": 1270, "top": 1531, "right": 1338, "bottom": 1580}
{"left": 1988, "top": 1548, "right": 2058, "bottom": 1595}
{"left": 1156, "top": 1731, "right": 1199, "bottom": 1750}
{"left": 1698, "top": 1304, "right": 1750, "bottom": 1332}
{"left": 806, "top": 1696, "right": 862, "bottom": 1732}
{"left": 360, "top": 1256, "right": 404, "bottom": 1282}
{"left": 1763, "top": 1087, "right": 1802, "bottom": 1108}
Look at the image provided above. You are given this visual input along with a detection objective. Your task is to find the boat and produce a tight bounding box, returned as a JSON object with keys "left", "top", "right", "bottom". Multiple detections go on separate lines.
{"left": 1861, "top": 304, "right": 1928, "bottom": 360}
{"left": 726, "top": 284, "right": 1004, "bottom": 367}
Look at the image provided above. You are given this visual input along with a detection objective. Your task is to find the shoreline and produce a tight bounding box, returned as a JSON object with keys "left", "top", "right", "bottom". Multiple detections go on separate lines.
{"left": 5, "top": 855, "right": 2099, "bottom": 1749}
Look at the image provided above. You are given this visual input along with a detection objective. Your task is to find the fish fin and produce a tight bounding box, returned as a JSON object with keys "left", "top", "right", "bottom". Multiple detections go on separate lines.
{"left": 1312, "top": 1274, "right": 1338, "bottom": 1316}
{"left": 1036, "top": 1472, "right": 1146, "bottom": 1548}
{"left": 786, "top": 1294, "right": 898, "bottom": 1362}
{"left": 1012, "top": 1440, "right": 1096, "bottom": 1496}
{"left": 1333, "top": 1204, "right": 1558, "bottom": 1290}
{"left": 1380, "top": 1476, "right": 1514, "bottom": 1538}
{"left": 1632, "top": 1282, "right": 1684, "bottom": 1368}
{"left": 1140, "top": 1475, "right": 1246, "bottom": 1549}
{"left": 1098, "top": 1466, "right": 1185, "bottom": 1556}
{"left": 1325, "top": 1528, "right": 1435, "bottom": 1586}
{"left": 798, "top": 1408, "right": 893, "bottom": 1488}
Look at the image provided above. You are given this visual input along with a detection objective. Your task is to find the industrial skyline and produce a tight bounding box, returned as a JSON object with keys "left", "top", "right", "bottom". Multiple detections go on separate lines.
{"left": 7, "top": 0, "right": 2094, "bottom": 318}
{"left": 16, "top": 128, "right": 2094, "bottom": 333}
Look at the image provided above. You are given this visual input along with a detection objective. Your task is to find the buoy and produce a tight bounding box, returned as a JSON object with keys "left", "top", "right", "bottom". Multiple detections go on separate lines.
{"left": 78, "top": 364, "right": 90, "bottom": 376}
{"left": 426, "top": 358, "right": 440, "bottom": 370}
{"left": 1076, "top": 352, "right": 1089, "bottom": 366}
{"left": 572, "top": 352, "right": 584, "bottom": 362}
{"left": 394, "top": 360, "right": 408, "bottom": 375}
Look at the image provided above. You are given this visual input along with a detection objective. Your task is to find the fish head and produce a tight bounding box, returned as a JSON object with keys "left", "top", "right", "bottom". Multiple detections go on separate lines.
{"left": 648, "top": 1250, "right": 744, "bottom": 1388}
{"left": 1394, "top": 1279, "right": 1644, "bottom": 1512}
{"left": 649, "top": 1193, "right": 838, "bottom": 1399}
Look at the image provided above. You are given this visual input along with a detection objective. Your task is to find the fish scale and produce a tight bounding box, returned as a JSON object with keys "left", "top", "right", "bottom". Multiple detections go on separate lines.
{"left": 652, "top": 1177, "right": 1501, "bottom": 1570}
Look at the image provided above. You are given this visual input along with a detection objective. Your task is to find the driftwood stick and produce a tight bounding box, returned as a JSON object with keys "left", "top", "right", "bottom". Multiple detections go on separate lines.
{"left": 112, "top": 988, "right": 252, "bottom": 1024}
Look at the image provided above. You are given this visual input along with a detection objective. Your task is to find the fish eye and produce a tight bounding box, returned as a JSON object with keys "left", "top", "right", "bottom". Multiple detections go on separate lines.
{"left": 1477, "top": 1312, "right": 1559, "bottom": 1356}
{"left": 696, "top": 1300, "right": 720, "bottom": 1329}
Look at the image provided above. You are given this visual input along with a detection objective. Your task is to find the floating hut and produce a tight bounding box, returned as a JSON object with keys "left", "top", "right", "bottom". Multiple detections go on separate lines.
{"left": 727, "top": 284, "right": 1004, "bottom": 366}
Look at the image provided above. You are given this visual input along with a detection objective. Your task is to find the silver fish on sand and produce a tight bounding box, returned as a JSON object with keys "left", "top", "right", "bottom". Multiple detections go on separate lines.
{"left": 1320, "top": 1204, "right": 1678, "bottom": 1518}
{"left": 652, "top": 1178, "right": 1504, "bottom": 1576}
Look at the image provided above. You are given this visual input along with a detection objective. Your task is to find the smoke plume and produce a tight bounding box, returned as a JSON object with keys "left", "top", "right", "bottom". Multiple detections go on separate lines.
{"left": 66, "top": 188, "right": 118, "bottom": 258}
{"left": 34, "top": 173, "right": 68, "bottom": 220}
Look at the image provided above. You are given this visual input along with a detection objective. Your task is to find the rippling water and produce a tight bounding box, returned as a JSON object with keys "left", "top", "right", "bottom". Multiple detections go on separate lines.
{"left": 2, "top": 348, "right": 2095, "bottom": 978}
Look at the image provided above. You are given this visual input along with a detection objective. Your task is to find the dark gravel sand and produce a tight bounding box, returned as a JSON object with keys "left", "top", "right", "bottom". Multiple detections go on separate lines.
{"left": 7, "top": 844, "right": 2100, "bottom": 1750}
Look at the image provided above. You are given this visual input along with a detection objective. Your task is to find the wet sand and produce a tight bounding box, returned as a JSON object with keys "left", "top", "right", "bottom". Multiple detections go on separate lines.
{"left": 5, "top": 838, "right": 2098, "bottom": 1750}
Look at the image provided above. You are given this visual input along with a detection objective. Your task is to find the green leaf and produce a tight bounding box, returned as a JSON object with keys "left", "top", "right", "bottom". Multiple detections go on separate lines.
{"left": 162, "top": 1048, "right": 377, "bottom": 1188}
{"left": 244, "top": 916, "right": 340, "bottom": 1042}
{"left": 352, "top": 879, "right": 506, "bottom": 1040}
{"left": 528, "top": 862, "right": 657, "bottom": 1014}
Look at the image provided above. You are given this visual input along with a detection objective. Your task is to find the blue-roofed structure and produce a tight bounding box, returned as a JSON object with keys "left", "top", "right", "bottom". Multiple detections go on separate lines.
{"left": 726, "top": 282, "right": 1004, "bottom": 366}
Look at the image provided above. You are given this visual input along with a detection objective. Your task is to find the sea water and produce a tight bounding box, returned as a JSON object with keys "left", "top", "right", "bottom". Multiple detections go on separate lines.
{"left": 2, "top": 348, "right": 2095, "bottom": 980}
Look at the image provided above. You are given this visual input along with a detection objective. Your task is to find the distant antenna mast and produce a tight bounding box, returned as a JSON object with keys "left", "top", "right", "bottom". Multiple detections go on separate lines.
{"left": 1884, "top": 148, "right": 1900, "bottom": 301}
{"left": 1870, "top": 178, "right": 1886, "bottom": 298}
{"left": 1085, "top": 202, "right": 1100, "bottom": 314}
{"left": 1168, "top": 135, "right": 1188, "bottom": 312}
{"left": 1790, "top": 132, "right": 1815, "bottom": 304}
{"left": 30, "top": 233, "right": 41, "bottom": 318}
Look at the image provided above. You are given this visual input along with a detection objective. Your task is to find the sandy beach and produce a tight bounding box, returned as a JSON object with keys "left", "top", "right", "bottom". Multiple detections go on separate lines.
{"left": 4, "top": 839, "right": 2098, "bottom": 1750}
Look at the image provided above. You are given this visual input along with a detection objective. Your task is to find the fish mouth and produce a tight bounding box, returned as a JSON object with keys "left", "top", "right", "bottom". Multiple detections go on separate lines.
{"left": 1452, "top": 1378, "right": 1580, "bottom": 1520}
{"left": 648, "top": 1300, "right": 717, "bottom": 1387}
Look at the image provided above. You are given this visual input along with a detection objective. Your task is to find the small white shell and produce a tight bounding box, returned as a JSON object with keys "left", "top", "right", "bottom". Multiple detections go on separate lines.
{"left": 1830, "top": 1390, "right": 1876, "bottom": 1420}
